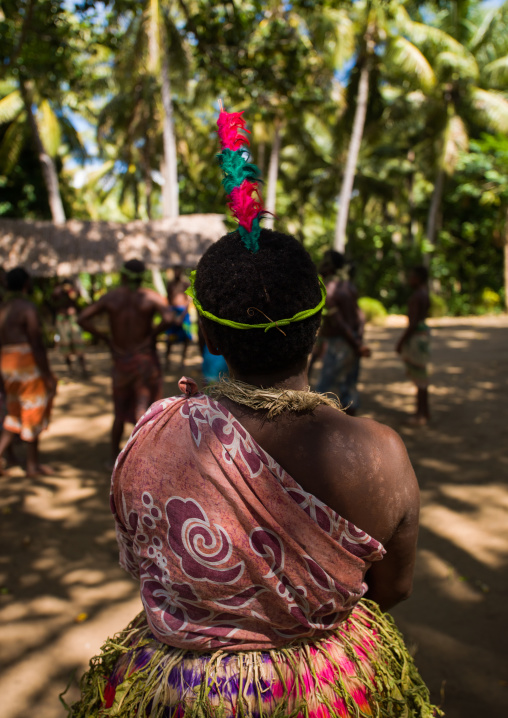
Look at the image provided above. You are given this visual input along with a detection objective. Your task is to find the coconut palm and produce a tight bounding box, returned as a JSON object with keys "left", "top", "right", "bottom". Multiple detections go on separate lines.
{"left": 322, "top": 1, "right": 444, "bottom": 252}
{"left": 0, "top": 0, "right": 83, "bottom": 223}
{"left": 399, "top": 1, "right": 508, "bottom": 244}
{"left": 99, "top": 0, "right": 189, "bottom": 219}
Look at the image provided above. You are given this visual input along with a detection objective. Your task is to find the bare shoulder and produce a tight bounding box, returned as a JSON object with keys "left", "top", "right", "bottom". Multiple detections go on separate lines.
{"left": 316, "top": 405, "right": 411, "bottom": 471}
{"left": 312, "top": 406, "right": 419, "bottom": 542}
{"left": 16, "top": 297, "right": 38, "bottom": 318}
{"left": 140, "top": 288, "right": 167, "bottom": 306}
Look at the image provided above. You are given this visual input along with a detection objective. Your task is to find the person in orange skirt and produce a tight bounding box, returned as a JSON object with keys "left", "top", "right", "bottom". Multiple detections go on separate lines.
{"left": 0, "top": 268, "right": 57, "bottom": 476}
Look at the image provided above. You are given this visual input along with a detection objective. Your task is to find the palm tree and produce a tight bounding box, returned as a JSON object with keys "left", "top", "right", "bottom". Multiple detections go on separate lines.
{"left": 401, "top": 2, "right": 508, "bottom": 244}
{"left": 0, "top": 1, "right": 82, "bottom": 223}
{"left": 100, "top": 0, "right": 188, "bottom": 219}
{"left": 327, "top": 1, "right": 440, "bottom": 252}
{"left": 0, "top": 80, "right": 83, "bottom": 223}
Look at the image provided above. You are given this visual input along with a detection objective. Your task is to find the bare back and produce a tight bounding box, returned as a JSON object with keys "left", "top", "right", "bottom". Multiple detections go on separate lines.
{"left": 78, "top": 286, "right": 172, "bottom": 354}
{"left": 408, "top": 287, "right": 430, "bottom": 327}
{"left": 0, "top": 298, "right": 39, "bottom": 346}
{"left": 321, "top": 278, "right": 360, "bottom": 338}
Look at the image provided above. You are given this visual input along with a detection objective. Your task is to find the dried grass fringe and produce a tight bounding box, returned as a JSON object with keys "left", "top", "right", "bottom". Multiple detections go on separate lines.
{"left": 205, "top": 377, "right": 344, "bottom": 418}
{"left": 62, "top": 600, "right": 443, "bottom": 718}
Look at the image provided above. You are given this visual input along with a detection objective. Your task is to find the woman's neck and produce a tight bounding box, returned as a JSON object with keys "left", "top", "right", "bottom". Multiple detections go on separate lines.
{"left": 228, "top": 366, "right": 310, "bottom": 392}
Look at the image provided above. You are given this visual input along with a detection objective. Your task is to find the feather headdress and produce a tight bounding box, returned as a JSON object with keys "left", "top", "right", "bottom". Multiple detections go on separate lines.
{"left": 217, "top": 103, "right": 265, "bottom": 253}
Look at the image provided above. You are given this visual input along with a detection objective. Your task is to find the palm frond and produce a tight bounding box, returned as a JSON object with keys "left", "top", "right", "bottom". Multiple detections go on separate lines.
{"left": 442, "top": 114, "right": 468, "bottom": 174}
{"left": 38, "top": 100, "right": 61, "bottom": 157}
{"left": 58, "top": 114, "right": 87, "bottom": 163}
{"left": 386, "top": 36, "right": 436, "bottom": 92}
{"left": 483, "top": 55, "right": 508, "bottom": 89}
{"left": 83, "top": 159, "right": 116, "bottom": 188}
{"left": 402, "top": 19, "right": 471, "bottom": 58}
{"left": 0, "top": 90, "right": 24, "bottom": 124}
{"left": 470, "top": 87, "right": 508, "bottom": 134}
{"left": 470, "top": 1, "right": 508, "bottom": 52}
{"left": 325, "top": 8, "right": 356, "bottom": 68}
{"left": 0, "top": 113, "right": 26, "bottom": 175}
{"left": 435, "top": 51, "right": 479, "bottom": 81}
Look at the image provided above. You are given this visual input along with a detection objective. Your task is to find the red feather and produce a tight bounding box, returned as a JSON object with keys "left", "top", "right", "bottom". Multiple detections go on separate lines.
{"left": 228, "top": 180, "right": 263, "bottom": 232}
{"left": 217, "top": 110, "right": 251, "bottom": 151}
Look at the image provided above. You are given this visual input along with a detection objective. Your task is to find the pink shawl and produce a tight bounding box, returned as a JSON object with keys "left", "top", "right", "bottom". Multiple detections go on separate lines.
{"left": 110, "top": 378, "right": 385, "bottom": 651}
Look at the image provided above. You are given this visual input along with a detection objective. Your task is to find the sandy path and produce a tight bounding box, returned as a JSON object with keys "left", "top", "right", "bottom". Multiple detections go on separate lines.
{"left": 1, "top": 316, "right": 507, "bottom": 717}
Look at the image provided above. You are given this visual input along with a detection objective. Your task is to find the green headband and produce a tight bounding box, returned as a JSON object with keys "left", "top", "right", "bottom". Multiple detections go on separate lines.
{"left": 121, "top": 265, "right": 145, "bottom": 281}
{"left": 186, "top": 271, "right": 326, "bottom": 332}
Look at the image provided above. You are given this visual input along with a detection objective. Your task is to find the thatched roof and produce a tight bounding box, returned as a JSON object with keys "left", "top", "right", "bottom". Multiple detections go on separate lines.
{"left": 0, "top": 215, "right": 227, "bottom": 277}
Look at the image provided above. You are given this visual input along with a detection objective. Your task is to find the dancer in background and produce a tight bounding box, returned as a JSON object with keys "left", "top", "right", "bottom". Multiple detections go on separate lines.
{"left": 396, "top": 265, "right": 431, "bottom": 425}
{"left": 315, "top": 250, "right": 370, "bottom": 414}
{"left": 164, "top": 266, "right": 192, "bottom": 368}
{"left": 51, "top": 279, "right": 89, "bottom": 378}
{"left": 0, "top": 267, "right": 56, "bottom": 476}
{"left": 78, "top": 259, "right": 174, "bottom": 463}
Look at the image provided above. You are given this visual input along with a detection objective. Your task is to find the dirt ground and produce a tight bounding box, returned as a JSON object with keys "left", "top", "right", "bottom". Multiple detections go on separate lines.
{"left": 1, "top": 315, "right": 507, "bottom": 718}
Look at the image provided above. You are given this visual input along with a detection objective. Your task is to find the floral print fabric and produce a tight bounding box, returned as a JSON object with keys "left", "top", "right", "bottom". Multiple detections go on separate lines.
{"left": 110, "top": 379, "right": 385, "bottom": 651}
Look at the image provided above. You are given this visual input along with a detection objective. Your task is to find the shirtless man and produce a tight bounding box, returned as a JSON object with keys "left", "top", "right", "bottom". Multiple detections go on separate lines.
{"left": 0, "top": 267, "right": 57, "bottom": 476}
{"left": 315, "top": 250, "right": 370, "bottom": 414}
{"left": 396, "top": 265, "right": 431, "bottom": 425}
{"left": 78, "top": 259, "right": 174, "bottom": 462}
{"left": 164, "top": 266, "right": 192, "bottom": 368}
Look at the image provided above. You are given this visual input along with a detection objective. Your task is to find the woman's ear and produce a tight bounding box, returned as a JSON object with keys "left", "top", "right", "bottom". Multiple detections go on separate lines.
{"left": 198, "top": 318, "right": 222, "bottom": 356}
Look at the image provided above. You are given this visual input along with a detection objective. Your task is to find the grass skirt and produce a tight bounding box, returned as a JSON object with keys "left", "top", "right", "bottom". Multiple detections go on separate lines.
{"left": 64, "top": 600, "right": 442, "bottom": 717}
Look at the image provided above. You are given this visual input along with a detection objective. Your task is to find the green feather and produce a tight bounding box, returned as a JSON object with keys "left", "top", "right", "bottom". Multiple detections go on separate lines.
{"left": 217, "top": 149, "right": 261, "bottom": 194}
{"left": 238, "top": 216, "right": 261, "bottom": 253}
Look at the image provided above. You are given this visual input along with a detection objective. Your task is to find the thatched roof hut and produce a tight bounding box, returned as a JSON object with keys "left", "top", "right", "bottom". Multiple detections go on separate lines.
{"left": 0, "top": 215, "right": 227, "bottom": 277}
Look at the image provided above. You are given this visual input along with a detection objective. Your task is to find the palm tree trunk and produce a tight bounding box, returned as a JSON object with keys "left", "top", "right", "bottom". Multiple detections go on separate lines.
{"left": 151, "top": 268, "right": 167, "bottom": 297}
{"left": 406, "top": 150, "right": 415, "bottom": 245}
{"left": 160, "top": 45, "right": 179, "bottom": 218}
{"left": 143, "top": 134, "right": 153, "bottom": 219}
{"left": 426, "top": 167, "right": 445, "bottom": 245}
{"left": 333, "top": 62, "right": 370, "bottom": 253}
{"left": 264, "top": 120, "right": 281, "bottom": 231}
{"left": 20, "top": 80, "right": 65, "bottom": 224}
{"left": 257, "top": 142, "right": 266, "bottom": 176}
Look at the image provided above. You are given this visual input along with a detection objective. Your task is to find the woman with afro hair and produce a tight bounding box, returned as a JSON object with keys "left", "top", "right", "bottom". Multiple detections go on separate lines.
{"left": 68, "top": 107, "right": 439, "bottom": 718}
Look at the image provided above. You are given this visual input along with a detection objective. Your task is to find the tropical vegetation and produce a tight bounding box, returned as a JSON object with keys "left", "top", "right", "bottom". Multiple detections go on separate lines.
{"left": 1, "top": 0, "right": 507, "bottom": 314}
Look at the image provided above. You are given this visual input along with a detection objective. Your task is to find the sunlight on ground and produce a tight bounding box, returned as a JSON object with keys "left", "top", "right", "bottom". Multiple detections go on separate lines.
{"left": 420, "top": 484, "right": 508, "bottom": 569}
{"left": 1, "top": 319, "right": 507, "bottom": 718}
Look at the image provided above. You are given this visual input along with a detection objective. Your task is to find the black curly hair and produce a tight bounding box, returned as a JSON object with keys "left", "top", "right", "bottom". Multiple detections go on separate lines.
{"left": 194, "top": 229, "right": 322, "bottom": 375}
{"left": 6, "top": 267, "right": 30, "bottom": 292}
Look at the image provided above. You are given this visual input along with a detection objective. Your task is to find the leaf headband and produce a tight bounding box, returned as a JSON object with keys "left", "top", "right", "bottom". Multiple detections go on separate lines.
{"left": 186, "top": 270, "right": 327, "bottom": 333}
{"left": 186, "top": 104, "right": 326, "bottom": 332}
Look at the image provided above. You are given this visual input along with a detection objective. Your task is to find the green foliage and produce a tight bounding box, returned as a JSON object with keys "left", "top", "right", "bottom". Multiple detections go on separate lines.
{"left": 479, "top": 288, "right": 502, "bottom": 312}
{"left": 429, "top": 293, "right": 448, "bottom": 318}
{"left": 358, "top": 297, "right": 387, "bottom": 325}
{"left": 0, "top": 0, "right": 507, "bottom": 317}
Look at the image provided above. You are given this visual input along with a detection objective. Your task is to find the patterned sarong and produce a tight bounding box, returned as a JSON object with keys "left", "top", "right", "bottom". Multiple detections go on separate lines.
{"left": 0, "top": 343, "right": 52, "bottom": 442}
{"left": 67, "top": 380, "right": 441, "bottom": 717}
{"left": 401, "top": 323, "right": 431, "bottom": 388}
{"left": 112, "top": 349, "right": 162, "bottom": 425}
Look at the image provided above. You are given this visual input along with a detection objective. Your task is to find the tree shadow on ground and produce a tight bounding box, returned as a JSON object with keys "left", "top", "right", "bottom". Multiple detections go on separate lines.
{"left": 357, "top": 320, "right": 508, "bottom": 717}
{"left": 1, "top": 321, "right": 508, "bottom": 717}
